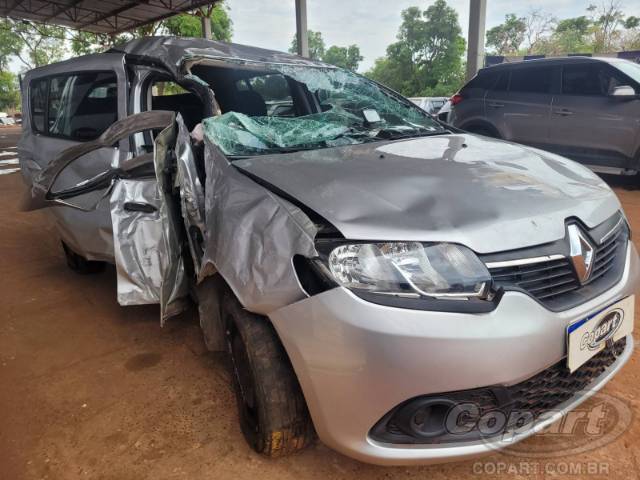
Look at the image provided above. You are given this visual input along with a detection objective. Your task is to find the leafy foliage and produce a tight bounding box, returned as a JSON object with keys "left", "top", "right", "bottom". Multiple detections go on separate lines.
{"left": 2, "top": 19, "right": 66, "bottom": 69}
{"left": 323, "top": 45, "right": 363, "bottom": 71}
{"left": 70, "top": 32, "right": 129, "bottom": 56}
{"left": 365, "top": 0, "right": 465, "bottom": 97}
{"left": 486, "top": 14, "right": 527, "bottom": 55}
{"left": 289, "top": 30, "right": 326, "bottom": 60}
{"left": 4, "top": 3, "right": 232, "bottom": 65}
{"left": 0, "top": 71, "right": 20, "bottom": 111}
{"left": 164, "top": 8, "right": 232, "bottom": 41}
{"left": 487, "top": 1, "right": 640, "bottom": 56}
{"left": 289, "top": 30, "right": 363, "bottom": 71}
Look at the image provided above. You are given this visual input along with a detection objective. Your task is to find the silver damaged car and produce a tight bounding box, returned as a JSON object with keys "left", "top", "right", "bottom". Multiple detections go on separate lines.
{"left": 17, "top": 37, "right": 639, "bottom": 465}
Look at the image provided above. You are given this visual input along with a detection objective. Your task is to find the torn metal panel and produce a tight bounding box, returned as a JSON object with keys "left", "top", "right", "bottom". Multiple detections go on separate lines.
{"left": 198, "top": 137, "right": 318, "bottom": 315}
{"left": 22, "top": 110, "right": 176, "bottom": 212}
{"left": 152, "top": 122, "right": 190, "bottom": 322}
{"left": 175, "top": 116, "right": 206, "bottom": 273}
{"left": 110, "top": 178, "right": 165, "bottom": 305}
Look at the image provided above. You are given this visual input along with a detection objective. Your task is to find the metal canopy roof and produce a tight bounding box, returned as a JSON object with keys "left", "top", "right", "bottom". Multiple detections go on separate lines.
{"left": 1, "top": 1, "right": 220, "bottom": 35}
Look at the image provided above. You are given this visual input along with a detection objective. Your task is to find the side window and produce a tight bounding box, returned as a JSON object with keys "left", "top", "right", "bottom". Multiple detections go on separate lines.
{"left": 151, "top": 81, "right": 188, "bottom": 97}
{"left": 236, "top": 74, "right": 294, "bottom": 117}
{"left": 31, "top": 71, "right": 118, "bottom": 141}
{"left": 30, "top": 78, "right": 48, "bottom": 133}
{"left": 562, "top": 64, "right": 626, "bottom": 96}
{"left": 148, "top": 80, "right": 203, "bottom": 131}
{"left": 509, "top": 67, "right": 554, "bottom": 94}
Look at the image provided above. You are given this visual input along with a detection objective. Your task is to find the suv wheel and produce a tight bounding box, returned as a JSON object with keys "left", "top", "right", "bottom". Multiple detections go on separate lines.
{"left": 61, "top": 241, "right": 105, "bottom": 274}
{"left": 222, "top": 290, "right": 315, "bottom": 457}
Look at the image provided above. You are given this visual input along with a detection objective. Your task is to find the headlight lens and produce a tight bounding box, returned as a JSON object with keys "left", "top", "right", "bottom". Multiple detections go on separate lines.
{"left": 327, "top": 242, "right": 491, "bottom": 299}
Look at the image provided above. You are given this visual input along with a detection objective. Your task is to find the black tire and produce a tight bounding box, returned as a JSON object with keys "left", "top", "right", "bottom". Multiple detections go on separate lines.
{"left": 61, "top": 241, "right": 105, "bottom": 274}
{"left": 222, "top": 290, "right": 315, "bottom": 457}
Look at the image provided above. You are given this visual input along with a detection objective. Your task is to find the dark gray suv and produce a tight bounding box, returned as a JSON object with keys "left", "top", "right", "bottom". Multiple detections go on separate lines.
{"left": 450, "top": 57, "right": 640, "bottom": 175}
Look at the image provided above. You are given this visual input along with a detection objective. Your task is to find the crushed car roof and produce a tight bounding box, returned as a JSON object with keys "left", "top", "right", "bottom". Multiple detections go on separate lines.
{"left": 109, "top": 36, "right": 330, "bottom": 74}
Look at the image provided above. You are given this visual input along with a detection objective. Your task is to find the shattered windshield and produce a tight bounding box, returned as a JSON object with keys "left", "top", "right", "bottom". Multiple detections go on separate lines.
{"left": 199, "top": 64, "right": 446, "bottom": 156}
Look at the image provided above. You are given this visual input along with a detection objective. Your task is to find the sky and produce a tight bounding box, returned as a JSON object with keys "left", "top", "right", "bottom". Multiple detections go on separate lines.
{"left": 8, "top": 0, "right": 640, "bottom": 74}
{"left": 224, "top": 0, "right": 640, "bottom": 71}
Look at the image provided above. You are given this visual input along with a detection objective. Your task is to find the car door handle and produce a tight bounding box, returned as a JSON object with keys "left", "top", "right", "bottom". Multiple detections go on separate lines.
{"left": 554, "top": 109, "right": 574, "bottom": 116}
{"left": 487, "top": 102, "right": 504, "bottom": 108}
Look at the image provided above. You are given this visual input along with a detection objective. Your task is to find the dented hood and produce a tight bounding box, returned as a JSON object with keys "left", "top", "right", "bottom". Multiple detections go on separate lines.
{"left": 234, "top": 134, "right": 620, "bottom": 254}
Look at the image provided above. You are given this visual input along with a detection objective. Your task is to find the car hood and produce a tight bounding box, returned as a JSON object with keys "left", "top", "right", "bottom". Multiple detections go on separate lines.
{"left": 234, "top": 134, "right": 620, "bottom": 253}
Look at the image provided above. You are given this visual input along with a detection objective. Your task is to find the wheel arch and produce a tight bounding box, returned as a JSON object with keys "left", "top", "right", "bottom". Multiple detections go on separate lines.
{"left": 458, "top": 120, "right": 502, "bottom": 138}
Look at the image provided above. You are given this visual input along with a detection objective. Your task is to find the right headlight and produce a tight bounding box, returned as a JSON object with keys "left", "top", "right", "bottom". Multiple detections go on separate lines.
{"left": 325, "top": 242, "right": 491, "bottom": 299}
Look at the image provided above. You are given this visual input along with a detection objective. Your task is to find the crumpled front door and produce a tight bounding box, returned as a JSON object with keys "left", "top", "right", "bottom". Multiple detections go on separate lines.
{"left": 23, "top": 110, "right": 188, "bottom": 323}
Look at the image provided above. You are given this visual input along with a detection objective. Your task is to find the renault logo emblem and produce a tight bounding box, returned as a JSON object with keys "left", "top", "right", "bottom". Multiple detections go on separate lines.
{"left": 568, "top": 224, "right": 595, "bottom": 284}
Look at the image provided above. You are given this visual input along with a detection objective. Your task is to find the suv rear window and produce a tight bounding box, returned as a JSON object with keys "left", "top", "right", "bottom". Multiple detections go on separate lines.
{"left": 509, "top": 67, "right": 554, "bottom": 94}
{"left": 463, "top": 70, "right": 500, "bottom": 90}
{"left": 30, "top": 71, "right": 118, "bottom": 141}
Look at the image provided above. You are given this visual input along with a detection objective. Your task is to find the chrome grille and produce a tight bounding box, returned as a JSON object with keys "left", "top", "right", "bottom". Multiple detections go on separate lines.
{"left": 589, "top": 222, "right": 625, "bottom": 284}
{"left": 484, "top": 217, "right": 628, "bottom": 310}
{"left": 489, "top": 257, "right": 580, "bottom": 301}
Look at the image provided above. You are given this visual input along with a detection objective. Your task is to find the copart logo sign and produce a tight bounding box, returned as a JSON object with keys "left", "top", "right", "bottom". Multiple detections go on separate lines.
{"left": 450, "top": 391, "right": 632, "bottom": 458}
{"left": 581, "top": 310, "right": 623, "bottom": 351}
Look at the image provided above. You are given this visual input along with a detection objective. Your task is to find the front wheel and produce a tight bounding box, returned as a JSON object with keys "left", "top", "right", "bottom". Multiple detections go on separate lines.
{"left": 222, "top": 291, "right": 315, "bottom": 457}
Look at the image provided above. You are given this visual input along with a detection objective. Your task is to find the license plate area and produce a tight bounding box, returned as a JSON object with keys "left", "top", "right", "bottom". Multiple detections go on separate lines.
{"left": 566, "top": 295, "right": 634, "bottom": 372}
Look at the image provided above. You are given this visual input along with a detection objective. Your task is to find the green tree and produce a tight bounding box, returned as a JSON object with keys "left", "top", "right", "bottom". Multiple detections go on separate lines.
{"left": 164, "top": 5, "right": 233, "bottom": 41}
{"left": 365, "top": 0, "right": 465, "bottom": 97}
{"left": 323, "top": 45, "right": 363, "bottom": 70}
{"left": 70, "top": 3, "right": 232, "bottom": 56}
{"left": 289, "top": 30, "right": 326, "bottom": 60}
{"left": 3, "top": 19, "right": 66, "bottom": 69}
{"left": 588, "top": 2, "right": 626, "bottom": 52}
{"left": 621, "top": 16, "right": 640, "bottom": 50}
{"left": 624, "top": 16, "right": 640, "bottom": 30}
{"left": 0, "top": 19, "right": 22, "bottom": 70}
{"left": 486, "top": 14, "right": 527, "bottom": 55}
{"left": 70, "top": 31, "right": 130, "bottom": 56}
{"left": 0, "top": 71, "right": 20, "bottom": 111}
{"left": 545, "top": 16, "right": 594, "bottom": 54}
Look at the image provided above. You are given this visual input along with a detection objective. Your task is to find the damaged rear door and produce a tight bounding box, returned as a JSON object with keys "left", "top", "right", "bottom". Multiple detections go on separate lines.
{"left": 19, "top": 53, "right": 129, "bottom": 261}
{"left": 23, "top": 110, "right": 188, "bottom": 322}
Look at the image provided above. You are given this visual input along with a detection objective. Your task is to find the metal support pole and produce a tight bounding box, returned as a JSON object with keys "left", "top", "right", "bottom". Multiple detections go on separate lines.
{"left": 295, "top": 0, "right": 309, "bottom": 57}
{"left": 201, "top": 14, "right": 212, "bottom": 39}
{"left": 466, "top": 0, "right": 487, "bottom": 80}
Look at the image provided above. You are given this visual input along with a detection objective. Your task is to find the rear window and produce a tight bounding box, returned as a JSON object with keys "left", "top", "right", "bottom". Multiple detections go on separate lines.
{"left": 509, "top": 67, "right": 554, "bottom": 94}
{"left": 463, "top": 70, "right": 500, "bottom": 90}
{"left": 30, "top": 71, "right": 118, "bottom": 141}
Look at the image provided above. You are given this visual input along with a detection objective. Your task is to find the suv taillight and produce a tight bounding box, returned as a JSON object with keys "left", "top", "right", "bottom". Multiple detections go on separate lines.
{"left": 450, "top": 94, "right": 464, "bottom": 106}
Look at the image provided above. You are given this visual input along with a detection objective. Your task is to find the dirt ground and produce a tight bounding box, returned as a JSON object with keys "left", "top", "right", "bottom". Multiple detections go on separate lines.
{"left": 2, "top": 124, "right": 640, "bottom": 479}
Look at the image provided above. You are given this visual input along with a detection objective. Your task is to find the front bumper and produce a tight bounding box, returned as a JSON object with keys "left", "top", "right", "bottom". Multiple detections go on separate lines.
{"left": 269, "top": 243, "right": 640, "bottom": 465}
